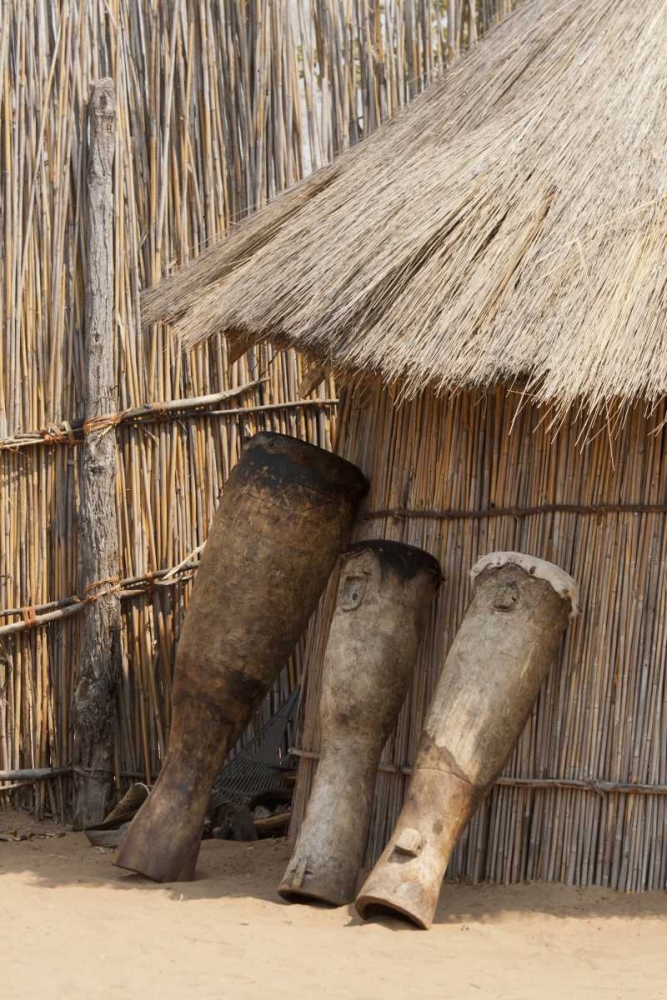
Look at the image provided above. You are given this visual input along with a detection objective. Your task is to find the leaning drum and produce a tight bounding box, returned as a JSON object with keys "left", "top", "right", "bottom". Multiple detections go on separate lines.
{"left": 115, "top": 432, "right": 368, "bottom": 883}
{"left": 279, "top": 540, "right": 441, "bottom": 906}
{"left": 356, "top": 552, "right": 579, "bottom": 929}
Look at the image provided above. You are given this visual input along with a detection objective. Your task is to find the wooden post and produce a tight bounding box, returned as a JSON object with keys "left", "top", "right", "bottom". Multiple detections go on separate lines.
{"left": 72, "top": 78, "right": 121, "bottom": 829}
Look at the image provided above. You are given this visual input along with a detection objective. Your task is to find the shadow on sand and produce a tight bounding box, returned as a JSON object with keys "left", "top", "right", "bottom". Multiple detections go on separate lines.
{"left": 1, "top": 821, "right": 665, "bottom": 929}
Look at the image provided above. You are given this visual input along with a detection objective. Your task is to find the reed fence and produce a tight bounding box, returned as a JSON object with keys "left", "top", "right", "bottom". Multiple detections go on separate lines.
{"left": 292, "top": 384, "right": 667, "bottom": 891}
{"left": 0, "top": 0, "right": 515, "bottom": 818}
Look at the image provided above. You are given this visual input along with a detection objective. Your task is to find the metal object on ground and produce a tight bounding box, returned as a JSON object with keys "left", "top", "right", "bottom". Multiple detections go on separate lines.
{"left": 355, "top": 552, "right": 578, "bottom": 929}
{"left": 114, "top": 432, "right": 367, "bottom": 882}
{"left": 209, "top": 685, "right": 301, "bottom": 810}
{"left": 279, "top": 540, "right": 441, "bottom": 906}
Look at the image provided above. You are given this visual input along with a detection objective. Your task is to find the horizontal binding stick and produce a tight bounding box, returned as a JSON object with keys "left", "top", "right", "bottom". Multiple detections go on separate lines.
{"left": 0, "top": 385, "right": 337, "bottom": 452}
{"left": 289, "top": 749, "right": 667, "bottom": 796}
{"left": 362, "top": 502, "right": 667, "bottom": 521}
{"left": 0, "top": 767, "right": 73, "bottom": 783}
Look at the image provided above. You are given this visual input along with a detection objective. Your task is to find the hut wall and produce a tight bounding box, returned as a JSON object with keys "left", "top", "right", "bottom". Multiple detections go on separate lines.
{"left": 292, "top": 384, "right": 667, "bottom": 890}
{"left": 1, "top": 0, "right": 515, "bottom": 818}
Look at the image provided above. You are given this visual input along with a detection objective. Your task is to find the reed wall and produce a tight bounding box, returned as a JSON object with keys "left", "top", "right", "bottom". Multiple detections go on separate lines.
{"left": 0, "top": 1, "right": 513, "bottom": 817}
{"left": 292, "top": 384, "right": 667, "bottom": 891}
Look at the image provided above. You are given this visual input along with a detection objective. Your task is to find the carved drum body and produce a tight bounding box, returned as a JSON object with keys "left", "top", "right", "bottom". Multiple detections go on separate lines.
{"left": 279, "top": 540, "right": 441, "bottom": 906}
{"left": 356, "top": 552, "right": 578, "bottom": 928}
{"left": 115, "top": 432, "right": 368, "bottom": 883}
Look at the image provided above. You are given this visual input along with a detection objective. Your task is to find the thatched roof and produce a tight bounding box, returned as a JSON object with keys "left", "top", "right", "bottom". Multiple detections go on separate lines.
{"left": 144, "top": 0, "right": 667, "bottom": 411}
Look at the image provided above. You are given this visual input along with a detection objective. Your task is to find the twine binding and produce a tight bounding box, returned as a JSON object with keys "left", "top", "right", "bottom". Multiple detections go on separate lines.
{"left": 83, "top": 577, "right": 121, "bottom": 603}
{"left": 21, "top": 606, "right": 38, "bottom": 629}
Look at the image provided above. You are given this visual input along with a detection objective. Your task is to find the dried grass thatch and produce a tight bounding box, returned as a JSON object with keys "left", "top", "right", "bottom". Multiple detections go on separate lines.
{"left": 146, "top": 0, "right": 667, "bottom": 413}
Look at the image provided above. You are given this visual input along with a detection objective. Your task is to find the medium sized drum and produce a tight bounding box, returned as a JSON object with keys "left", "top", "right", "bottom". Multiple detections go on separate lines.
{"left": 279, "top": 540, "right": 441, "bottom": 906}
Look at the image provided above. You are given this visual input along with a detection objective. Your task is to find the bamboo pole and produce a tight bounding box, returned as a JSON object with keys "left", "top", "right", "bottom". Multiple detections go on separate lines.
{"left": 71, "top": 79, "right": 122, "bottom": 829}
{"left": 0, "top": 390, "right": 336, "bottom": 452}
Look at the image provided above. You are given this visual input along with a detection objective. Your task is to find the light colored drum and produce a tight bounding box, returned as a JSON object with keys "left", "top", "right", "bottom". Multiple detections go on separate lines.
{"left": 279, "top": 540, "right": 441, "bottom": 906}
{"left": 356, "top": 552, "right": 579, "bottom": 928}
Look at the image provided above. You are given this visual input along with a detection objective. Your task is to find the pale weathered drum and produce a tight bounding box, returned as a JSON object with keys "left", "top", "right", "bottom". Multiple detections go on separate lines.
{"left": 279, "top": 540, "right": 441, "bottom": 906}
{"left": 356, "top": 552, "right": 578, "bottom": 928}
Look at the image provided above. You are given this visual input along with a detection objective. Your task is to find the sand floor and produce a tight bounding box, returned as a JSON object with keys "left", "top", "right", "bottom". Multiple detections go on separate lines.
{"left": 1, "top": 810, "right": 665, "bottom": 1000}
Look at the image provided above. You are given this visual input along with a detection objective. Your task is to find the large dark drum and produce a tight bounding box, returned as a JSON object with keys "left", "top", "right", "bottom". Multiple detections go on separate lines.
{"left": 115, "top": 432, "right": 368, "bottom": 882}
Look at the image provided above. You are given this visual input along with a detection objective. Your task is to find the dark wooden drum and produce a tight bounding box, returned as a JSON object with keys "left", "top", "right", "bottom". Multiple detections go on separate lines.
{"left": 115, "top": 432, "right": 368, "bottom": 883}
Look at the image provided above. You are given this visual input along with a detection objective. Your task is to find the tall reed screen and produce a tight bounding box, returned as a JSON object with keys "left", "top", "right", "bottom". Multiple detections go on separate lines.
{"left": 0, "top": 1, "right": 512, "bottom": 816}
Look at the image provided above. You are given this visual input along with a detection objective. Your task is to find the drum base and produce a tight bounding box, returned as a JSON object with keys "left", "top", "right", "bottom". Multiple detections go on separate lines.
{"left": 114, "top": 698, "right": 229, "bottom": 882}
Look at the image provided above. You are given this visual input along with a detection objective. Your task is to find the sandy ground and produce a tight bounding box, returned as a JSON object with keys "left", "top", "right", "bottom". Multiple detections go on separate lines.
{"left": 1, "top": 810, "right": 665, "bottom": 1000}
